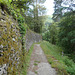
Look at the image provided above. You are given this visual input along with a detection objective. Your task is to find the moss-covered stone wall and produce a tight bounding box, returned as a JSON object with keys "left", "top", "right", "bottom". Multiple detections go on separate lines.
{"left": 0, "top": 8, "right": 42, "bottom": 75}
{"left": 0, "top": 9, "right": 22, "bottom": 75}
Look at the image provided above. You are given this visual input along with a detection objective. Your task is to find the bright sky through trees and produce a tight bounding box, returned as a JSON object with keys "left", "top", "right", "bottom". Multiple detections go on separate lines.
{"left": 44, "top": 0, "right": 54, "bottom": 15}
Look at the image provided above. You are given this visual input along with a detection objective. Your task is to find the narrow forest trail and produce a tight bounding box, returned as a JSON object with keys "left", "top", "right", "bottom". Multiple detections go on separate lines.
{"left": 27, "top": 44, "right": 57, "bottom": 75}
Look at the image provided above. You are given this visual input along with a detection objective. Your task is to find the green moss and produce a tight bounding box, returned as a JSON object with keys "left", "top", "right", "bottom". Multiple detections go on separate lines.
{"left": 2, "top": 34, "right": 8, "bottom": 40}
{"left": 16, "top": 25, "right": 20, "bottom": 29}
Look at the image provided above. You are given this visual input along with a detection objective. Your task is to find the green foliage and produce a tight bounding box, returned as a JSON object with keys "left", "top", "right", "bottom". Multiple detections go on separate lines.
{"left": 11, "top": 0, "right": 31, "bottom": 10}
{"left": 25, "top": 15, "right": 45, "bottom": 33}
{"left": 53, "top": 0, "right": 75, "bottom": 22}
{"left": 40, "top": 41, "right": 75, "bottom": 75}
{"left": 64, "top": 58, "right": 75, "bottom": 75}
{"left": 42, "top": 31, "right": 51, "bottom": 42}
{"left": 42, "top": 22, "right": 59, "bottom": 44}
{"left": 34, "top": 63, "right": 38, "bottom": 66}
{"left": 48, "top": 22, "right": 58, "bottom": 44}
{"left": 53, "top": 0, "right": 63, "bottom": 22}
{"left": 17, "top": 15, "right": 26, "bottom": 35}
{"left": 24, "top": 0, "right": 46, "bottom": 33}
{"left": 0, "top": 1, "right": 28, "bottom": 74}
{"left": 58, "top": 13, "right": 75, "bottom": 53}
{"left": 0, "top": 0, "right": 27, "bottom": 36}
{"left": 21, "top": 44, "right": 34, "bottom": 75}
{"left": 34, "top": 18, "right": 43, "bottom": 33}
{"left": 66, "top": 65, "right": 75, "bottom": 75}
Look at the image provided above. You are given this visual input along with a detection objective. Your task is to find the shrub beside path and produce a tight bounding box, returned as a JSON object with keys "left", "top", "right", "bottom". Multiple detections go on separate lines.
{"left": 27, "top": 44, "right": 57, "bottom": 75}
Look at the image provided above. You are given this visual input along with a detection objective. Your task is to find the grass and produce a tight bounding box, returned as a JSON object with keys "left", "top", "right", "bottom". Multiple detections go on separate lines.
{"left": 20, "top": 42, "right": 41, "bottom": 75}
{"left": 20, "top": 44, "right": 34, "bottom": 75}
{"left": 34, "top": 71, "right": 38, "bottom": 74}
{"left": 34, "top": 63, "right": 38, "bottom": 66}
{"left": 34, "top": 60, "right": 40, "bottom": 63}
{"left": 40, "top": 41, "right": 75, "bottom": 75}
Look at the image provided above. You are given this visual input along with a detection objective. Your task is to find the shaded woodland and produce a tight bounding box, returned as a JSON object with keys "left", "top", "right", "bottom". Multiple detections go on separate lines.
{"left": 0, "top": 0, "right": 75, "bottom": 75}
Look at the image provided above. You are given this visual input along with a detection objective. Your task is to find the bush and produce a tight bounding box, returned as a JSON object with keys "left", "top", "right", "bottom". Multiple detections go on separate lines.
{"left": 58, "top": 13, "right": 75, "bottom": 53}
{"left": 48, "top": 22, "right": 58, "bottom": 44}
{"left": 66, "top": 66, "right": 75, "bottom": 75}
{"left": 42, "top": 22, "right": 59, "bottom": 44}
{"left": 63, "top": 58, "right": 74, "bottom": 67}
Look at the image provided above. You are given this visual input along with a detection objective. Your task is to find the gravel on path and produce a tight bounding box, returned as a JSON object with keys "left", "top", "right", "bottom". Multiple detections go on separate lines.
{"left": 27, "top": 44, "right": 57, "bottom": 75}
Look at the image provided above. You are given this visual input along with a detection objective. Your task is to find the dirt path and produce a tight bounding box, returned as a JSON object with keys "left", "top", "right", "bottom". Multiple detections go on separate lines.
{"left": 27, "top": 44, "right": 57, "bottom": 75}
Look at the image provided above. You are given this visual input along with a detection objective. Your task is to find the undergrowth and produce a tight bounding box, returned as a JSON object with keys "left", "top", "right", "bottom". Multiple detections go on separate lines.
{"left": 40, "top": 41, "right": 75, "bottom": 75}
{"left": 20, "top": 44, "right": 34, "bottom": 75}
{"left": 20, "top": 42, "right": 41, "bottom": 75}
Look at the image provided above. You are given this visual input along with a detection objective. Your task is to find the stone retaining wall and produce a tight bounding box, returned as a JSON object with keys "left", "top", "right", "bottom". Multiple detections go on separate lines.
{"left": 0, "top": 9, "right": 22, "bottom": 75}
{"left": 26, "top": 30, "right": 42, "bottom": 51}
{"left": 0, "top": 8, "right": 42, "bottom": 75}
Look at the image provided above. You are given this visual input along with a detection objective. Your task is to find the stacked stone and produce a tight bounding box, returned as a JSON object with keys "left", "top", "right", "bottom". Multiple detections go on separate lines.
{"left": 0, "top": 7, "right": 42, "bottom": 75}
{"left": 0, "top": 9, "right": 22, "bottom": 75}
{"left": 26, "top": 30, "right": 42, "bottom": 51}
